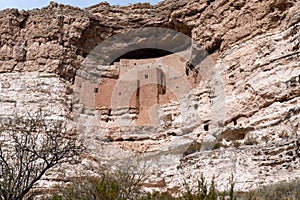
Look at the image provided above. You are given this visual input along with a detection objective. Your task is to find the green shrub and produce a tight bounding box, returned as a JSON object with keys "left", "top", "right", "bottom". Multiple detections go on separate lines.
{"left": 238, "top": 179, "right": 300, "bottom": 200}
{"left": 50, "top": 176, "right": 119, "bottom": 200}
{"left": 181, "top": 174, "right": 230, "bottom": 200}
{"left": 233, "top": 141, "right": 241, "bottom": 148}
{"left": 48, "top": 172, "right": 300, "bottom": 200}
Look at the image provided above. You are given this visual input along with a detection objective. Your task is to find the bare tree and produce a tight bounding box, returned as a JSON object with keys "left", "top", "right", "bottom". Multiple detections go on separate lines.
{"left": 112, "top": 159, "right": 150, "bottom": 200}
{"left": 0, "top": 110, "right": 83, "bottom": 200}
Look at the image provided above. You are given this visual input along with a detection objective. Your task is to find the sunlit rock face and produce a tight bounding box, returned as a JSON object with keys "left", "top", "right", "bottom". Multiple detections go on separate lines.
{"left": 0, "top": 0, "right": 299, "bottom": 194}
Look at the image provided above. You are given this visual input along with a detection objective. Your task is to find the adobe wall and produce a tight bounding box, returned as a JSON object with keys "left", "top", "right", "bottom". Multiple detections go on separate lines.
{"left": 95, "top": 52, "right": 201, "bottom": 126}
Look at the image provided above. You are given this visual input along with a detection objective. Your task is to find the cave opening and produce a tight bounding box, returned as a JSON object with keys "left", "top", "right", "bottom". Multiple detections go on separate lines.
{"left": 204, "top": 124, "right": 209, "bottom": 131}
{"left": 111, "top": 48, "right": 173, "bottom": 64}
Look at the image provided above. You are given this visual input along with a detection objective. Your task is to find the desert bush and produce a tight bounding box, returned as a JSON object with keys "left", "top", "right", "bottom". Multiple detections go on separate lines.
{"left": 213, "top": 142, "right": 222, "bottom": 150}
{"left": 50, "top": 176, "right": 119, "bottom": 200}
{"left": 238, "top": 179, "right": 300, "bottom": 200}
{"left": 147, "top": 174, "right": 233, "bottom": 200}
{"left": 233, "top": 141, "right": 241, "bottom": 148}
{"left": 49, "top": 170, "right": 300, "bottom": 200}
{"left": 50, "top": 159, "right": 149, "bottom": 200}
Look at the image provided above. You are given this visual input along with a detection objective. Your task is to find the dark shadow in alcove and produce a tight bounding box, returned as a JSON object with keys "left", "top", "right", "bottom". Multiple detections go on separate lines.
{"left": 110, "top": 48, "right": 173, "bottom": 64}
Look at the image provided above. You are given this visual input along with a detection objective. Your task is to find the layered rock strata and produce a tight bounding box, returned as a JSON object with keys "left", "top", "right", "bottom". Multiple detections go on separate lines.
{"left": 0, "top": 0, "right": 299, "bottom": 194}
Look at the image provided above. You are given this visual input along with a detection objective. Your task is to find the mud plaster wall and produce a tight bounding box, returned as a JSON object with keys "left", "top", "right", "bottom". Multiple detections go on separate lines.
{"left": 95, "top": 53, "right": 200, "bottom": 126}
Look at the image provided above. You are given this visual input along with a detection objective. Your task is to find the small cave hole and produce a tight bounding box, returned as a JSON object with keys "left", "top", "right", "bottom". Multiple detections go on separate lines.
{"left": 167, "top": 132, "right": 177, "bottom": 136}
{"left": 194, "top": 104, "right": 199, "bottom": 110}
{"left": 186, "top": 68, "right": 190, "bottom": 76}
{"left": 75, "top": 49, "right": 81, "bottom": 55}
{"left": 144, "top": 74, "right": 148, "bottom": 79}
{"left": 233, "top": 118, "right": 237, "bottom": 126}
{"left": 114, "top": 137, "right": 124, "bottom": 142}
{"left": 279, "top": 98, "right": 288, "bottom": 103}
{"left": 207, "top": 38, "right": 222, "bottom": 54}
{"left": 234, "top": 5, "right": 241, "bottom": 10}
{"left": 126, "top": 137, "right": 135, "bottom": 142}
{"left": 207, "top": 0, "right": 215, "bottom": 5}
{"left": 94, "top": 88, "right": 98, "bottom": 93}
{"left": 204, "top": 124, "right": 209, "bottom": 131}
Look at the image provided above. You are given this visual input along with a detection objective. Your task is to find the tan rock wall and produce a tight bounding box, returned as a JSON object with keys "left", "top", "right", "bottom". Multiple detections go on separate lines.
{"left": 0, "top": 0, "right": 299, "bottom": 194}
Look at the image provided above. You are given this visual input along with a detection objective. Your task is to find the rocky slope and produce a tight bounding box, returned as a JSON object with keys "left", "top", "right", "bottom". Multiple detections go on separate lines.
{"left": 0, "top": 0, "right": 299, "bottom": 194}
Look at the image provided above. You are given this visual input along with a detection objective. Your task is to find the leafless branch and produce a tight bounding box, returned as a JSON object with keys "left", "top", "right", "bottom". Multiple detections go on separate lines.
{"left": 0, "top": 109, "right": 84, "bottom": 200}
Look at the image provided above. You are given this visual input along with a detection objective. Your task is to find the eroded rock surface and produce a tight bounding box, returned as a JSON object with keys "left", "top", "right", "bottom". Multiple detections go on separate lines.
{"left": 0, "top": 0, "right": 299, "bottom": 194}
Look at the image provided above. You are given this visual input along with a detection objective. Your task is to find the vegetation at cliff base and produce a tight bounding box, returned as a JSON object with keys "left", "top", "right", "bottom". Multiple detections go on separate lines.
{"left": 49, "top": 173, "right": 300, "bottom": 200}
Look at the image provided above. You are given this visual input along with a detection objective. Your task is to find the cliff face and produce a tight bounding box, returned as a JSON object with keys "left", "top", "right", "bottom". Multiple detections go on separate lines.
{"left": 1, "top": 0, "right": 298, "bottom": 77}
{"left": 0, "top": 0, "right": 300, "bottom": 193}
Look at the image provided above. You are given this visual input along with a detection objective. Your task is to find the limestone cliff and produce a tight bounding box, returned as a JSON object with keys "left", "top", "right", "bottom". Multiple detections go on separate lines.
{"left": 0, "top": 0, "right": 299, "bottom": 194}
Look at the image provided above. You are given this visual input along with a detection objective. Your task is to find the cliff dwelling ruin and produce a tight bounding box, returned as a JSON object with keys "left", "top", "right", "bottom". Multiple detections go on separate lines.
{"left": 95, "top": 49, "right": 201, "bottom": 126}
{"left": 0, "top": 0, "right": 299, "bottom": 196}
